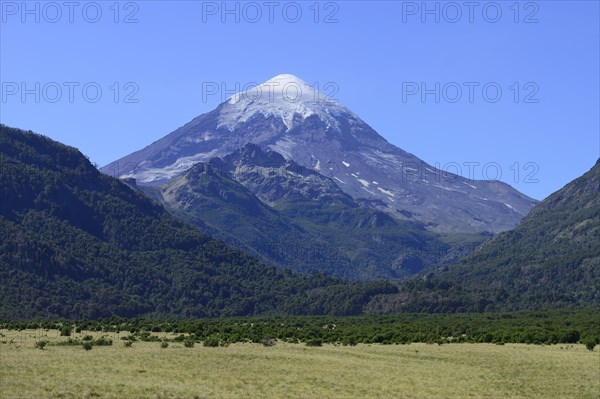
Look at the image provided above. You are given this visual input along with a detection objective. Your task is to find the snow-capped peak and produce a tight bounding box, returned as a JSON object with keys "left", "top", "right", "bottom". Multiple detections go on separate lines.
{"left": 218, "top": 74, "right": 344, "bottom": 131}
{"left": 260, "top": 73, "right": 313, "bottom": 89}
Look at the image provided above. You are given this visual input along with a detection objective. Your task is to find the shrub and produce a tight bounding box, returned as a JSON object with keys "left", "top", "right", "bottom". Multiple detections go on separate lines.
{"left": 306, "top": 339, "right": 323, "bottom": 347}
{"left": 160, "top": 341, "right": 169, "bottom": 349}
{"left": 82, "top": 335, "right": 94, "bottom": 341}
{"left": 34, "top": 340, "right": 48, "bottom": 350}
{"left": 144, "top": 335, "right": 161, "bottom": 342}
{"left": 184, "top": 339, "right": 195, "bottom": 348}
{"left": 82, "top": 341, "right": 93, "bottom": 351}
{"left": 173, "top": 334, "right": 186, "bottom": 342}
{"left": 55, "top": 338, "right": 81, "bottom": 346}
{"left": 341, "top": 336, "right": 357, "bottom": 346}
{"left": 138, "top": 332, "right": 152, "bottom": 341}
{"left": 123, "top": 340, "right": 133, "bottom": 348}
{"left": 203, "top": 337, "right": 219, "bottom": 347}
{"left": 261, "top": 336, "right": 276, "bottom": 347}
{"left": 94, "top": 337, "right": 113, "bottom": 346}
{"left": 59, "top": 326, "right": 72, "bottom": 337}
{"left": 585, "top": 340, "right": 596, "bottom": 352}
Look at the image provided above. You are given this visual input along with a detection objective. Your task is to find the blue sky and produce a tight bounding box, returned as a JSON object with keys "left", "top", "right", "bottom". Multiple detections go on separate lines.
{"left": 1, "top": 0, "right": 598, "bottom": 200}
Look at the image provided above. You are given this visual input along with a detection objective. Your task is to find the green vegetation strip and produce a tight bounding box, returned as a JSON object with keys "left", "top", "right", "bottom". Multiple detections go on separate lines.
{"left": 2, "top": 308, "right": 598, "bottom": 348}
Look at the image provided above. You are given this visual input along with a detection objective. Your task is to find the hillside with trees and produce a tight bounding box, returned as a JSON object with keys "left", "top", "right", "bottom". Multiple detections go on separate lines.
{"left": 370, "top": 159, "right": 600, "bottom": 312}
{"left": 0, "top": 125, "right": 396, "bottom": 319}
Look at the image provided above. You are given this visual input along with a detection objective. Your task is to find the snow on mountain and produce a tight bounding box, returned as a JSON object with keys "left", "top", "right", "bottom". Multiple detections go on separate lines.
{"left": 101, "top": 74, "right": 537, "bottom": 233}
{"left": 218, "top": 74, "right": 344, "bottom": 131}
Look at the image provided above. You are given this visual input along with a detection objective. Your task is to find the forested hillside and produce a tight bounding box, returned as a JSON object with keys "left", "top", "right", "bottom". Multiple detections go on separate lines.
{"left": 0, "top": 125, "right": 396, "bottom": 319}
{"left": 370, "top": 159, "right": 600, "bottom": 312}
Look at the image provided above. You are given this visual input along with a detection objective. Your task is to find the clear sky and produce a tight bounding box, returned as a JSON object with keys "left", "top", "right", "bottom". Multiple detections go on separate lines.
{"left": 1, "top": 0, "right": 598, "bottom": 200}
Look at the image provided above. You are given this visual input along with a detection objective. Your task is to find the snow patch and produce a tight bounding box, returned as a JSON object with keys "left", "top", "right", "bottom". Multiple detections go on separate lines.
{"left": 342, "top": 161, "right": 350, "bottom": 168}
{"left": 377, "top": 187, "right": 394, "bottom": 197}
{"left": 463, "top": 181, "right": 477, "bottom": 189}
{"left": 357, "top": 178, "right": 370, "bottom": 187}
{"left": 433, "top": 184, "right": 458, "bottom": 192}
{"left": 123, "top": 150, "right": 219, "bottom": 183}
{"left": 267, "top": 137, "right": 296, "bottom": 159}
{"left": 183, "top": 132, "right": 214, "bottom": 143}
{"left": 372, "top": 150, "right": 400, "bottom": 164}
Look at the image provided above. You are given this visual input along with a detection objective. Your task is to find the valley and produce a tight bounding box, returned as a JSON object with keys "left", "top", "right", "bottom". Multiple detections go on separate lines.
{"left": 3, "top": 2, "right": 598, "bottom": 398}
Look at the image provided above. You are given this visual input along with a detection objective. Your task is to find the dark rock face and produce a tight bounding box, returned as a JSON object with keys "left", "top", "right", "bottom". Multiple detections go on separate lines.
{"left": 216, "top": 144, "right": 357, "bottom": 207}
{"left": 102, "top": 74, "right": 536, "bottom": 233}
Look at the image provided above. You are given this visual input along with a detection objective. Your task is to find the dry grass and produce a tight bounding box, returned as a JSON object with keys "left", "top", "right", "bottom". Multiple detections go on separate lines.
{"left": 1, "top": 329, "right": 598, "bottom": 398}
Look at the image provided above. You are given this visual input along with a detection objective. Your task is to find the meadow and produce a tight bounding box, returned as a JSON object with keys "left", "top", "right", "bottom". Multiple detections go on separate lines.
{"left": 1, "top": 328, "right": 598, "bottom": 399}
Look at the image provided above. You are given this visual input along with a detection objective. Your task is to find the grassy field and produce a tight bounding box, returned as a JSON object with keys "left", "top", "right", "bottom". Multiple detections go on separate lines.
{"left": 1, "top": 329, "right": 598, "bottom": 399}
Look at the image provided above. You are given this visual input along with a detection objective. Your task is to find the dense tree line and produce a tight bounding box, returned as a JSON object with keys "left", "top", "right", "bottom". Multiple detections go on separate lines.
{"left": 2, "top": 308, "right": 598, "bottom": 347}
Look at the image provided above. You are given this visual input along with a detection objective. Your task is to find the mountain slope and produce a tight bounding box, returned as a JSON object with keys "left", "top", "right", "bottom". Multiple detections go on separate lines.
{"left": 0, "top": 125, "right": 397, "bottom": 319}
{"left": 102, "top": 74, "right": 536, "bottom": 233}
{"left": 155, "top": 144, "right": 448, "bottom": 280}
{"left": 371, "top": 159, "right": 600, "bottom": 312}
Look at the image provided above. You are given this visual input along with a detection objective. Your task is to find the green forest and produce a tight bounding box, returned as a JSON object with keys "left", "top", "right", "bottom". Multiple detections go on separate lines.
{"left": 1, "top": 125, "right": 599, "bottom": 321}
{"left": 0, "top": 125, "right": 395, "bottom": 319}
